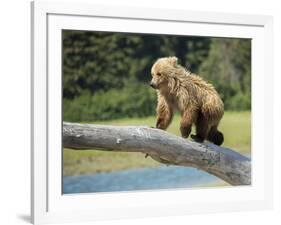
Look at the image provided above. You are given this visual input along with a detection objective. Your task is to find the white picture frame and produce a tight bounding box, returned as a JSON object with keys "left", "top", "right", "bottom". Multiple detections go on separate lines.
{"left": 31, "top": 1, "right": 273, "bottom": 224}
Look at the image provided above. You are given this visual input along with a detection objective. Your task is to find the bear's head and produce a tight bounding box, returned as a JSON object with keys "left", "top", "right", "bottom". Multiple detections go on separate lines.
{"left": 150, "top": 56, "right": 178, "bottom": 90}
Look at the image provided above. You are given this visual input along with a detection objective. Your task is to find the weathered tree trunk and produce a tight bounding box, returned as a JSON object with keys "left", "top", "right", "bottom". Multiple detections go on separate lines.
{"left": 63, "top": 122, "right": 251, "bottom": 186}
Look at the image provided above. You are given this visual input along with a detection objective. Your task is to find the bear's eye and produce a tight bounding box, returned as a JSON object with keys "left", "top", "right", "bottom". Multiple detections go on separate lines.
{"left": 156, "top": 72, "right": 161, "bottom": 76}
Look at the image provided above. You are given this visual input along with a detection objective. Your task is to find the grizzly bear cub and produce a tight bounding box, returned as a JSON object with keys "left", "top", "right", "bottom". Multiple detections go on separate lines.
{"left": 150, "top": 56, "right": 224, "bottom": 146}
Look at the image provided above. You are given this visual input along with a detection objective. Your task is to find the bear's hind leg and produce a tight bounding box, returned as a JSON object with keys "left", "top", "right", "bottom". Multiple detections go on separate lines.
{"left": 191, "top": 115, "right": 210, "bottom": 143}
{"left": 207, "top": 125, "right": 224, "bottom": 146}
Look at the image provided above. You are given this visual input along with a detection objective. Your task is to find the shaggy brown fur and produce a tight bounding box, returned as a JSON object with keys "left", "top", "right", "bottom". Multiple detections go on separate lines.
{"left": 150, "top": 56, "right": 224, "bottom": 145}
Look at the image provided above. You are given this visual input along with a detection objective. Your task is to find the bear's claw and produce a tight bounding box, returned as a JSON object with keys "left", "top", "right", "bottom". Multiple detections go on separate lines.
{"left": 191, "top": 134, "right": 204, "bottom": 143}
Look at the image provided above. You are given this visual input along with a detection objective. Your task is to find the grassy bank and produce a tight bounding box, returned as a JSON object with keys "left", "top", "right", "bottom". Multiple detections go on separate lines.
{"left": 63, "top": 111, "right": 251, "bottom": 176}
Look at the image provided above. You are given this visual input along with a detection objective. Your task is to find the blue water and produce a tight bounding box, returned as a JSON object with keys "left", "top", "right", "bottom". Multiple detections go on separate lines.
{"left": 63, "top": 166, "right": 222, "bottom": 194}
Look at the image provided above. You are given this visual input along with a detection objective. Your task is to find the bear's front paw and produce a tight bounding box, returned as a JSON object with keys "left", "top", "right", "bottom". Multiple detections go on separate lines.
{"left": 181, "top": 133, "right": 189, "bottom": 138}
{"left": 156, "top": 119, "right": 166, "bottom": 130}
{"left": 191, "top": 134, "right": 204, "bottom": 143}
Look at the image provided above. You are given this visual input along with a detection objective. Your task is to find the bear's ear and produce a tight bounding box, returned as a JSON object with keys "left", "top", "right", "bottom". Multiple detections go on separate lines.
{"left": 168, "top": 56, "right": 178, "bottom": 66}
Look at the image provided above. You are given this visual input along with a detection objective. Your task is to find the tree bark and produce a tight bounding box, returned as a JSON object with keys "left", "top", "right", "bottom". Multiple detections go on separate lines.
{"left": 63, "top": 122, "right": 251, "bottom": 186}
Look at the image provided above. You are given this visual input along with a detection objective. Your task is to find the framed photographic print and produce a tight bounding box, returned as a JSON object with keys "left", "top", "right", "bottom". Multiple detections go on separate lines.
{"left": 31, "top": 1, "right": 273, "bottom": 224}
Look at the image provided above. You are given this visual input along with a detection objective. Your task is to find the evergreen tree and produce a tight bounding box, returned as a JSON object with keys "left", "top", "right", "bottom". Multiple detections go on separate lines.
{"left": 199, "top": 38, "right": 251, "bottom": 110}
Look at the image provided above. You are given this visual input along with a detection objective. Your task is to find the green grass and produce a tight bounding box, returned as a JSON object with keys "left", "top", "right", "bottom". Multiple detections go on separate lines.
{"left": 63, "top": 111, "right": 251, "bottom": 176}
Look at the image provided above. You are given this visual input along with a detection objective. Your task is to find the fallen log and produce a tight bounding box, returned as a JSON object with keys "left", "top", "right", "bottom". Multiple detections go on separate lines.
{"left": 63, "top": 122, "right": 251, "bottom": 185}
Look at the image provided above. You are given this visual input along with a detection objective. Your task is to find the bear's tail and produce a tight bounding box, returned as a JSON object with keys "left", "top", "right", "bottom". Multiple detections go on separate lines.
{"left": 207, "top": 127, "right": 224, "bottom": 146}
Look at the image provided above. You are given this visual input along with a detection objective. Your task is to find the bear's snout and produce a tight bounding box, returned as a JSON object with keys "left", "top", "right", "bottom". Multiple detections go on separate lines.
{"left": 150, "top": 81, "right": 157, "bottom": 89}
